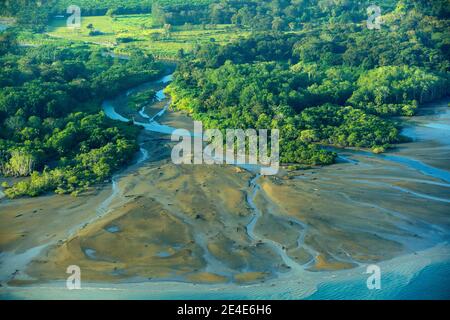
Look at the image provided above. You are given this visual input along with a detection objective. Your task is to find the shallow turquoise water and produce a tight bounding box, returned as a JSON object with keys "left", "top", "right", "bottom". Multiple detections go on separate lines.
{"left": 307, "top": 260, "right": 450, "bottom": 300}
{"left": 395, "top": 261, "right": 450, "bottom": 300}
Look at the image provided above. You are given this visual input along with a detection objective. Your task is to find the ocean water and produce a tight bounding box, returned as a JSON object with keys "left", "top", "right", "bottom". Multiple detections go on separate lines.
{"left": 307, "top": 261, "right": 450, "bottom": 300}
{"left": 396, "top": 261, "right": 450, "bottom": 300}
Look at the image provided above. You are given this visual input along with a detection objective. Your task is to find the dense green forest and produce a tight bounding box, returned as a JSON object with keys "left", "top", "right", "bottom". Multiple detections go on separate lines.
{"left": 4, "top": 1, "right": 449, "bottom": 31}
{"left": 53, "top": 0, "right": 212, "bottom": 16}
{"left": 0, "top": 33, "right": 164, "bottom": 198}
{"left": 152, "top": 0, "right": 449, "bottom": 27}
{"left": 0, "top": 0, "right": 213, "bottom": 27}
{"left": 167, "top": 0, "right": 449, "bottom": 164}
{"left": 0, "top": 0, "right": 214, "bottom": 15}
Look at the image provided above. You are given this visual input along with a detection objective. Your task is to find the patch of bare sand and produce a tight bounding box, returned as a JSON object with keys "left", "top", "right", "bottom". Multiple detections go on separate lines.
{"left": 312, "top": 254, "right": 355, "bottom": 272}
{"left": 186, "top": 272, "right": 228, "bottom": 284}
{"left": 252, "top": 190, "right": 303, "bottom": 251}
{"left": 0, "top": 187, "right": 112, "bottom": 253}
{"left": 234, "top": 272, "right": 269, "bottom": 284}
{"left": 24, "top": 197, "right": 205, "bottom": 283}
{"left": 286, "top": 247, "right": 313, "bottom": 265}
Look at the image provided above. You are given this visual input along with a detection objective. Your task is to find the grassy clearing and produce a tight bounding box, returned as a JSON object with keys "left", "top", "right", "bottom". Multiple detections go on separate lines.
{"left": 41, "top": 14, "right": 249, "bottom": 59}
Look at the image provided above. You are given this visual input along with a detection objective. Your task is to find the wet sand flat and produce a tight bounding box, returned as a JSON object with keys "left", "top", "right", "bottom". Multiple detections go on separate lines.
{"left": 21, "top": 157, "right": 288, "bottom": 284}
{"left": 0, "top": 188, "right": 112, "bottom": 254}
{"left": 258, "top": 154, "right": 449, "bottom": 269}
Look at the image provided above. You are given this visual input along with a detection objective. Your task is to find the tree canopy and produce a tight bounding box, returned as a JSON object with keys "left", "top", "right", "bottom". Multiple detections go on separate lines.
{"left": 0, "top": 41, "right": 164, "bottom": 198}
{"left": 167, "top": 1, "right": 449, "bottom": 165}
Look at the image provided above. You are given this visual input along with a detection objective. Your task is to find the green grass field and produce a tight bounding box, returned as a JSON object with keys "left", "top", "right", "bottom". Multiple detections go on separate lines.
{"left": 42, "top": 14, "right": 249, "bottom": 59}
{"left": 16, "top": 13, "right": 361, "bottom": 60}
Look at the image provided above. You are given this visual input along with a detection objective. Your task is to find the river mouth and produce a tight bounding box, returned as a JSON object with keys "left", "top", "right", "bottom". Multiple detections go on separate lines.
{"left": 1, "top": 73, "right": 449, "bottom": 299}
